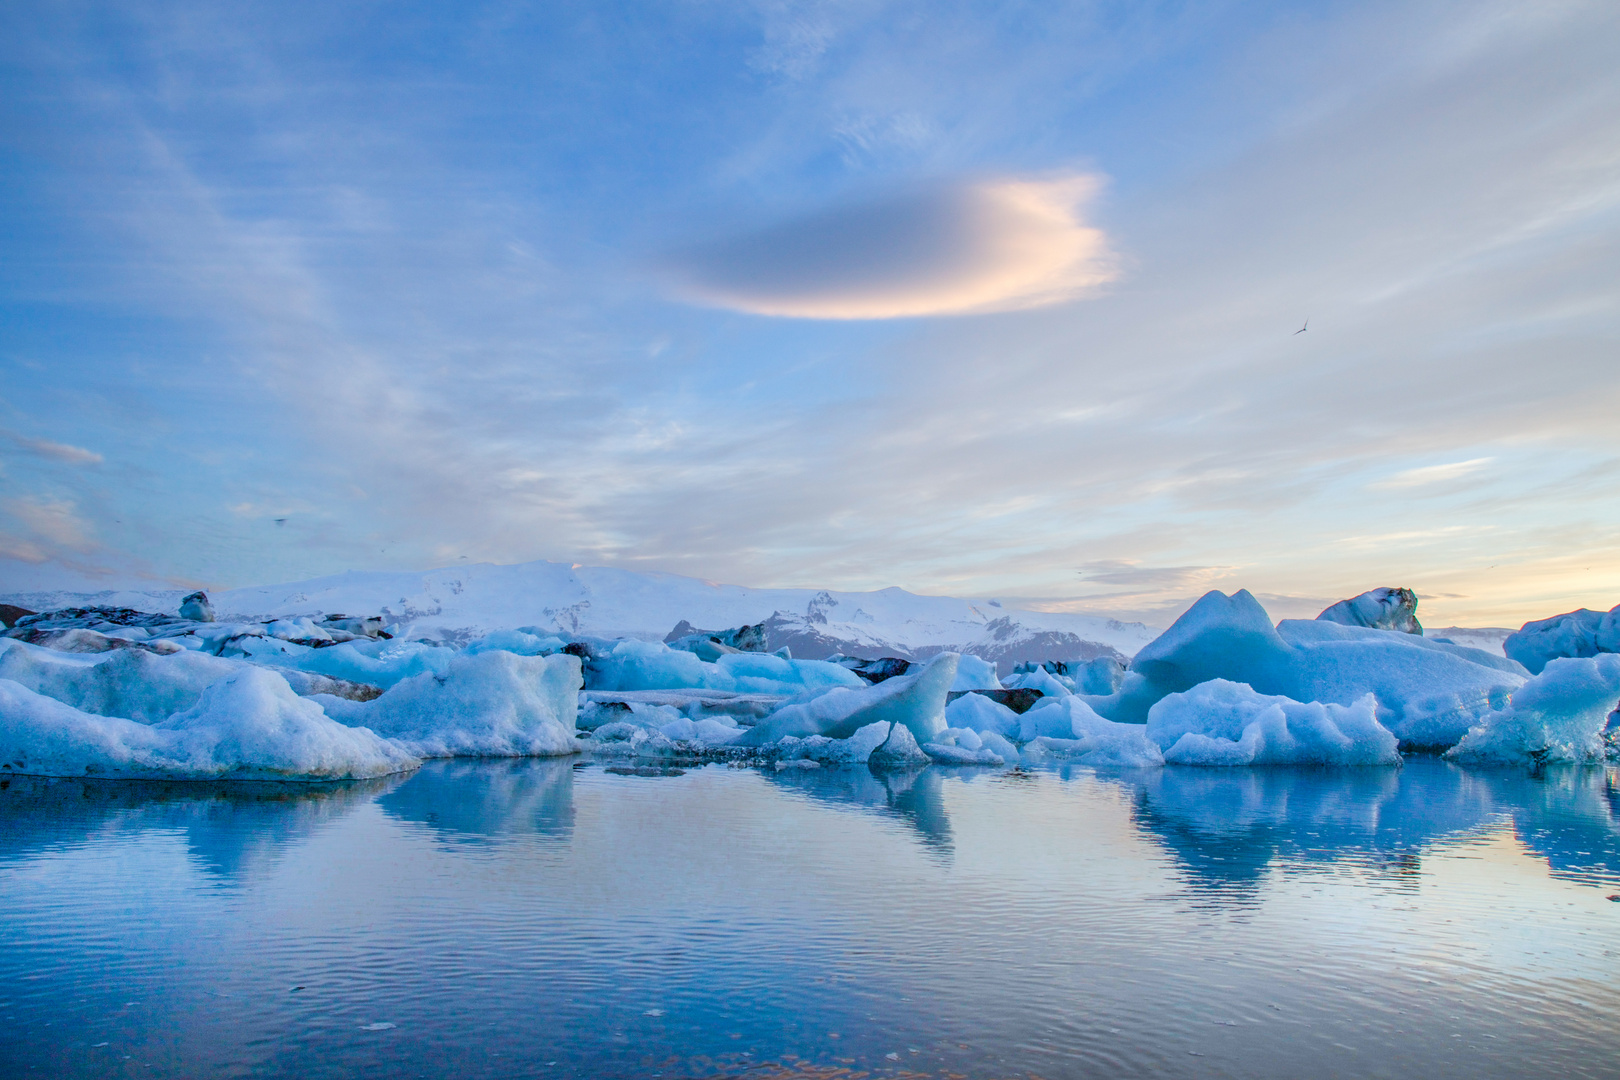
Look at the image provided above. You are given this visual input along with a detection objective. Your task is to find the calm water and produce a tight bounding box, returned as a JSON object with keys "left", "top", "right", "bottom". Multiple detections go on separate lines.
{"left": 2, "top": 758, "right": 1618, "bottom": 1079}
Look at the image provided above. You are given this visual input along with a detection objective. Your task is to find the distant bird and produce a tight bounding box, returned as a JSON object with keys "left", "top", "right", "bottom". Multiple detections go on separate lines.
{"left": 274, "top": 517, "right": 287, "bottom": 526}
{"left": 1294, "top": 318, "right": 1309, "bottom": 335}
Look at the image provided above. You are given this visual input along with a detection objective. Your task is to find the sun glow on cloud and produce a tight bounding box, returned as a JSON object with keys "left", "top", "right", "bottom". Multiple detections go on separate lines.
{"left": 665, "top": 175, "right": 1116, "bottom": 319}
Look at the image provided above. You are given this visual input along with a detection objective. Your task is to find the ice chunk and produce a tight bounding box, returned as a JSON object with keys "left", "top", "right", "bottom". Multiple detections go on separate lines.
{"left": 0, "top": 668, "right": 417, "bottom": 781}
{"left": 776, "top": 720, "right": 898, "bottom": 765}
{"left": 868, "top": 721, "right": 931, "bottom": 767}
{"left": 463, "top": 629, "right": 568, "bottom": 656}
{"left": 921, "top": 728, "right": 1004, "bottom": 765}
{"left": 657, "top": 715, "right": 743, "bottom": 746}
{"left": 264, "top": 639, "right": 457, "bottom": 689}
{"left": 1503, "top": 606, "right": 1620, "bottom": 675}
{"left": 1316, "top": 587, "right": 1421, "bottom": 634}
{"left": 1084, "top": 590, "right": 1524, "bottom": 746}
{"left": 976, "top": 729, "right": 1019, "bottom": 762}
{"left": 732, "top": 653, "right": 959, "bottom": 747}
{"left": 1015, "top": 696, "right": 1165, "bottom": 767}
{"left": 321, "top": 651, "right": 582, "bottom": 759}
{"left": 1447, "top": 654, "right": 1620, "bottom": 765}
{"left": 0, "top": 639, "right": 240, "bottom": 722}
{"left": 1148, "top": 680, "right": 1400, "bottom": 766}
{"left": 1002, "top": 666, "right": 1072, "bottom": 698}
{"left": 178, "top": 591, "right": 215, "bottom": 622}
{"left": 587, "top": 639, "right": 862, "bottom": 695}
{"left": 948, "top": 654, "right": 1001, "bottom": 692}
{"left": 944, "top": 691, "right": 1021, "bottom": 738}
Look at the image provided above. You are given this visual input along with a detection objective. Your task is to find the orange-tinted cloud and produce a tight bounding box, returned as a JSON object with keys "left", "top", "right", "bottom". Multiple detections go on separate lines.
{"left": 666, "top": 175, "right": 1116, "bottom": 319}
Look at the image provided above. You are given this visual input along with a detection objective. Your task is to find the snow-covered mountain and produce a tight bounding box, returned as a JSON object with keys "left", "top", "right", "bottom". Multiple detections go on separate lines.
{"left": 0, "top": 559, "right": 1160, "bottom": 671}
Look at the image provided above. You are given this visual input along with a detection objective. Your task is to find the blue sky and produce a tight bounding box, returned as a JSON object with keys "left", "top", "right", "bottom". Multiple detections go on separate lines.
{"left": 1, "top": 0, "right": 1617, "bottom": 625}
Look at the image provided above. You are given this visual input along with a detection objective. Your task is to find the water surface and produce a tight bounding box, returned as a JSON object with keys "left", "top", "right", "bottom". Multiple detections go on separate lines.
{"left": 2, "top": 758, "right": 1618, "bottom": 1079}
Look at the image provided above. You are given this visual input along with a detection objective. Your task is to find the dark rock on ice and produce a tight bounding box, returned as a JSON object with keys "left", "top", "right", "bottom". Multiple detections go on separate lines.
{"left": 0, "top": 604, "right": 36, "bottom": 629}
{"left": 946, "top": 688, "right": 1043, "bottom": 714}
{"left": 1316, "top": 587, "right": 1422, "bottom": 634}
{"left": 318, "top": 614, "right": 390, "bottom": 639}
{"left": 830, "top": 655, "right": 914, "bottom": 683}
{"left": 1011, "top": 657, "right": 1126, "bottom": 695}
{"left": 664, "top": 620, "right": 769, "bottom": 661}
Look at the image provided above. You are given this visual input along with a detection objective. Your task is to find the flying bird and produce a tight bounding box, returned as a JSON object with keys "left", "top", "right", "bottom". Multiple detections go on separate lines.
{"left": 1294, "top": 318, "right": 1309, "bottom": 335}
{"left": 274, "top": 517, "right": 287, "bottom": 526}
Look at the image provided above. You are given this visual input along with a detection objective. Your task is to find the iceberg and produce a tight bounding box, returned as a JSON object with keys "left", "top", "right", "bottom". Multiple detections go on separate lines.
{"left": 1446, "top": 654, "right": 1620, "bottom": 765}
{"left": 319, "top": 651, "right": 582, "bottom": 759}
{"left": 1015, "top": 696, "right": 1165, "bottom": 767}
{"left": 733, "top": 653, "right": 959, "bottom": 748}
{"left": 1316, "top": 587, "right": 1422, "bottom": 634}
{"left": 586, "top": 639, "right": 862, "bottom": 695}
{"left": 0, "top": 667, "right": 417, "bottom": 781}
{"left": 1147, "top": 680, "right": 1400, "bottom": 766}
{"left": 1503, "top": 605, "right": 1620, "bottom": 675}
{"left": 948, "top": 653, "right": 1001, "bottom": 692}
{"left": 944, "top": 690, "right": 1022, "bottom": 739}
{"left": 1084, "top": 590, "right": 1524, "bottom": 746}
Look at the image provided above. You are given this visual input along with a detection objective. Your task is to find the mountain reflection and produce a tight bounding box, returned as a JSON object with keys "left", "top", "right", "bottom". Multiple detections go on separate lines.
{"left": 379, "top": 757, "right": 578, "bottom": 844}
{"left": 765, "top": 763, "right": 955, "bottom": 853}
{"left": 1121, "top": 759, "right": 1620, "bottom": 894}
{"left": 0, "top": 773, "right": 403, "bottom": 881}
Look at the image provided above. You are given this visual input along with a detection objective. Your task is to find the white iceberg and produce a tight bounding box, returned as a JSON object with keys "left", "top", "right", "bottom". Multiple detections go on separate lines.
{"left": 1086, "top": 590, "right": 1524, "bottom": 746}
{"left": 1503, "top": 605, "right": 1620, "bottom": 675}
{"left": 944, "top": 691, "right": 1022, "bottom": 739}
{"left": 1015, "top": 696, "right": 1164, "bottom": 767}
{"left": 947, "top": 653, "right": 1001, "bottom": 692}
{"left": 0, "top": 667, "right": 417, "bottom": 781}
{"left": 588, "top": 639, "right": 864, "bottom": 695}
{"left": 1148, "top": 679, "right": 1400, "bottom": 766}
{"left": 732, "top": 653, "right": 959, "bottom": 748}
{"left": 1446, "top": 654, "right": 1620, "bottom": 765}
{"left": 320, "top": 650, "right": 582, "bottom": 759}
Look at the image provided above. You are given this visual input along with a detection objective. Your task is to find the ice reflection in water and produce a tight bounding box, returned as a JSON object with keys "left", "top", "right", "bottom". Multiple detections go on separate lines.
{"left": 0, "top": 759, "right": 1616, "bottom": 1080}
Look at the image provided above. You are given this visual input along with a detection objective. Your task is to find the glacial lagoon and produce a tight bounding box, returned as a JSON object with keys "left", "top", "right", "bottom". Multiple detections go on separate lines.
{"left": 2, "top": 758, "right": 1618, "bottom": 1079}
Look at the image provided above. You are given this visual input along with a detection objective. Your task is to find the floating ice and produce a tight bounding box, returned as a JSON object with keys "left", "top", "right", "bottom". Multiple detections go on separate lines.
{"left": 1148, "top": 680, "right": 1400, "bottom": 766}
{"left": 1015, "top": 696, "right": 1164, "bottom": 767}
{"left": 732, "top": 653, "right": 958, "bottom": 747}
{"left": 587, "top": 639, "right": 862, "bottom": 695}
{"left": 262, "top": 639, "right": 458, "bottom": 689}
{"left": 0, "top": 667, "right": 417, "bottom": 781}
{"left": 1002, "top": 665, "right": 1071, "bottom": 698}
{"left": 948, "top": 654, "right": 1001, "bottom": 692}
{"left": 1446, "top": 654, "right": 1620, "bottom": 765}
{"left": 767, "top": 720, "right": 894, "bottom": 765}
{"left": 921, "top": 727, "right": 1005, "bottom": 766}
{"left": 320, "top": 651, "right": 582, "bottom": 759}
{"left": 1503, "top": 605, "right": 1620, "bottom": 675}
{"left": 1085, "top": 590, "right": 1524, "bottom": 746}
{"left": 1316, "top": 587, "right": 1421, "bottom": 634}
{"left": 463, "top": 629, "right": 569, "bottom": 657}
{"left": 944, "top": 691, "right": 1022, "bottom": 739}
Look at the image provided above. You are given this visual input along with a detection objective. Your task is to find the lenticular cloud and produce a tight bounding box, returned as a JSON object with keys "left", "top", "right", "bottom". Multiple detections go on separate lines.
{"left": 665, "top": 175, "right": 1116, "bottom": 319}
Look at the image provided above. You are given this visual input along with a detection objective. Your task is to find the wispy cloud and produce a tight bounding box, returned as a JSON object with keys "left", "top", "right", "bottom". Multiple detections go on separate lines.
{"left": 663, "top": 175, "right": 1115, "bottom": 318}
{"left": 6, "top": 433, "right": 103, "bottom": 466}
{"left": 1370, "top": 457, "right": 1494, "bottom": 489}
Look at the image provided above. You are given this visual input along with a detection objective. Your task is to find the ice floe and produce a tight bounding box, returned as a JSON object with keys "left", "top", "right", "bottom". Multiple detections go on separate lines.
{"left": 0, "top": 667, "right": 417, "bottom": 781}
{"left": 1, "top": 580, "right": 1616, "bottom": 780}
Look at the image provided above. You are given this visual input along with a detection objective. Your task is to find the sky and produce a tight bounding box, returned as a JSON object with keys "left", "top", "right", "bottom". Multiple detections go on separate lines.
{"left": 1, "top": 0, "right": 1617, "bottom": 628}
